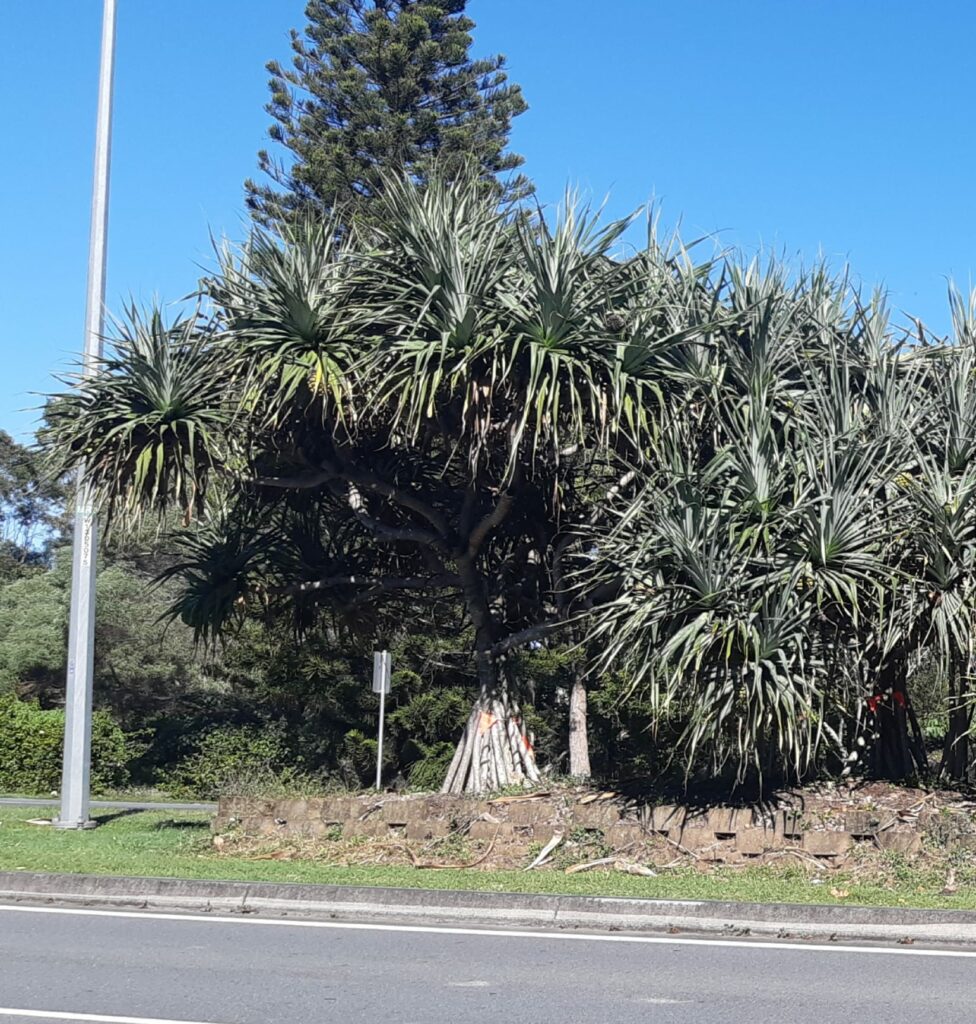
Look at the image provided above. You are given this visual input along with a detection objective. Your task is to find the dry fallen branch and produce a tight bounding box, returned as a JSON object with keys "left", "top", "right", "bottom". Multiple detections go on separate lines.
{"left": 358, "top": 802, "right": 383, "bottom": 821}
{"left": 781, "top": 848, "right": 834, "bottom": 871}
{"left": 874, "top": 794, "right": 935, "bottom": 836}
{"left": 488, "top": 791, "right": 551, "bottom": 806}
{"left": 663, "top": 835, "right": 701, "bottom": 861}
{"left": 615, "top": 861, "right": 656, "bottom": 877}
{"left": 565, "top": 856, "right": 656, "bottom": 877}
{"left": 578, "top": 791, "right": 619, "bottom": 806}
{"left": 526, "top": 833, "right": 564, "bottom": 870}
{"left": 565, "top": 857, "right": 617, "bottom": 875}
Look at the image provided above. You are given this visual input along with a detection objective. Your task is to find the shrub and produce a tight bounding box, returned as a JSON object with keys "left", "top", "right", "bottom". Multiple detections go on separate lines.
{"left": 0, "top": 695, "right": 137, "bottom": 794}
{"left": 164, "top": 723, "right": 303, "bottom": 799}
{"left": 406, "top": 740, "right": 455, "bottom": 791}
{"left": 337, "top": 728, "right": 382, "bottom": 787}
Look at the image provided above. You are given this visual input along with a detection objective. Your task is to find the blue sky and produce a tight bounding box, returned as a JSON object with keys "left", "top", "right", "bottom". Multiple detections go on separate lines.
{"left": 3, "top": 1, "right": 975, "bottom": 439}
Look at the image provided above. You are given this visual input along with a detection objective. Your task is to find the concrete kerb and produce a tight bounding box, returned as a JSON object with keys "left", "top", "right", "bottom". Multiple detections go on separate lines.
{"left": 3, "top": 870, "right": 976, "bottom": 947}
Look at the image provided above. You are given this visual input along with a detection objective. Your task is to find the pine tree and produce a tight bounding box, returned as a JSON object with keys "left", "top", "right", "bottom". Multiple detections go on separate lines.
{"left": 246, "top": 0, "right": 530, "bottom": 229}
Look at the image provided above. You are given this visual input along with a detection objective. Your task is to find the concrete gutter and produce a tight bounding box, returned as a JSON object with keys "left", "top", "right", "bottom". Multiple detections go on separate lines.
{"left": 1, "top": 870, "right": 975, "bottom": 947}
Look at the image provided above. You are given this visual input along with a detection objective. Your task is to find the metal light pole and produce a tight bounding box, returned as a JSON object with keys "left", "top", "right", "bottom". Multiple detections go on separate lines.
{"left": 54, "top": 0, "right": 117, "bottom": 830}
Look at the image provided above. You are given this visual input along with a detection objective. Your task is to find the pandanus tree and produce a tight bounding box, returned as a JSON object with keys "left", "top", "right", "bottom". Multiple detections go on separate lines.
{"left": 585, "top": 260, "right": 976, "bottom": 786}
{"left": 48, "top": 174, "right": 719, "bottom": 794}
{"left": 899, "top": 290, "right": 976, "bottom": 781}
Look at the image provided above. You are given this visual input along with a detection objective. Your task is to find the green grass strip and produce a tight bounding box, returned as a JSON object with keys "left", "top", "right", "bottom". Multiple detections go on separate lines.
{"left": 0, "top": 806, "right": 971, "bottom": 911}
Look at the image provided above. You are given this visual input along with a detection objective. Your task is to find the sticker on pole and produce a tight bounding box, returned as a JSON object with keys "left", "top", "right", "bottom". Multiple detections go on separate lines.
{"left": 372, "top": 650, "right": 391, "bottom": 694}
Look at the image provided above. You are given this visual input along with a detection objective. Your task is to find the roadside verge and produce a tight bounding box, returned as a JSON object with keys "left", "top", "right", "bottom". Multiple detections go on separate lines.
{"left": 2, "top": 870, "right": 976, "bottom": 947}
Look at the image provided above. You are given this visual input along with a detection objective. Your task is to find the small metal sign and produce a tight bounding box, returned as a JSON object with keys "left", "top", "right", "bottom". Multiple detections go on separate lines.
{"left": 372, "top": 650, "right": 391, "bottom": 694}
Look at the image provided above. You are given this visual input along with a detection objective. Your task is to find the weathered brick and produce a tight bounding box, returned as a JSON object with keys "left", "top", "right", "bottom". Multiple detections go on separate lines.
{"left": 705, "top": 807, "right": 738, "bottom": 833}
{"left": 733, "top": 823, "right": 774, "bottom": 856}
{"left": 505, "top": 801, "right": 551, "bottom": 826}
{"left": 320, "top": 796, "right": 353, "bottom": 822}
{"left": 440, "top": 797, "right": 487, "bottom": 821}
{"left": 469, "top": 820, "right": 514, "bottom": 841}
{"left": 351, "top": 795, "right": 383, "bottom": 817}
{"left": 876, "top": 831, "right": 922, "bottom": 856}
{"left": 671, "top": 826, "right": 715, "bottom": 851}
{"left": 404, "top": 801, "right": 432, "bottom": 823}
{"left": 242, "top": 816, "right": 280, "bottom": 837}
{"left": 250, "top": 799, "right": 277, "bottom": 818}
{"left": 572, "top": 803, "right": 622, "bottom": 829}
{"left": 304, "top": 797, "right": 326, "bottom": 817}
{"left": 777, "top": 809, "right": 805, "bottom": 838}
{"left": 273, "top": 798, "right": 309, "bottom": 823}
{"left": 842, "top": 811, "right": 880, "bottom": 837}
{"left": 343, "top": 818, "right": 387, "bottom": 838}
{"left": 520, "top": 824, "right": 556, "bottom": 844}
{"left": 649, "top": 805, "right": 685, "bottom": 832}
{"left": 380, "top": 801, "right": 411, "bottom": 825}
{"left": 405, "top": 820, "right": 450, "bottom": 841}
{"left": 606, "top": 821, "right": 643, "bottom": 850}
{"left": 802, "top": 831, "right": 852, "bottom": 857}
{"left": 305, "top": 819, "right": 342, "bottom": 839}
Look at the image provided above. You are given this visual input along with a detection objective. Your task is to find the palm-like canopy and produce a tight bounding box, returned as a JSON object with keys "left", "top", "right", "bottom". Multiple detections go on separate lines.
{"left": 587, "top": 266, "right": 976, "bottom": 785}
{"left": 48, "top": 174, "right": 720, "bottom": 793}
{"left": 52, "top": 172, "right": 976, "bottom": 790}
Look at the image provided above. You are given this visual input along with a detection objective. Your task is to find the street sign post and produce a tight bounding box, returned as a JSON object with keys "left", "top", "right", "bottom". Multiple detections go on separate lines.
{"left": 372, "top": 650, "right": 391, "bottom": 790}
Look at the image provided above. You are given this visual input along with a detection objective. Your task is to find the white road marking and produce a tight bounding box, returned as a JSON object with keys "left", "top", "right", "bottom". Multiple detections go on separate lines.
{"left": 445, "top": 981, "right": 490, "bottom": 987}
{"left": 0, "top": 902, "right": 974, "bottom": 959}
{"left": 0, "top": 1009, "right": 226, "bottom": 1024}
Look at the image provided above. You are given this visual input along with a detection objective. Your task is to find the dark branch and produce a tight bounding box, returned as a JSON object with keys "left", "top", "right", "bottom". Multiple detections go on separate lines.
{"left": 253, "top": 467, "right": 335, "bottom": 489}
{"left": 342, "top": 465, "right": 450, "bottom": 538}
{"left": 278, "top": 572, "right": 460, "bottom": 598}
{"left": 346, "top": 483, "right": 445, "bottom": 548}
{"left": 490, "top": 616, "right": 575, "bottom": 658}
{"left": 468, "top": 492, "right": 514, "bottom": 555}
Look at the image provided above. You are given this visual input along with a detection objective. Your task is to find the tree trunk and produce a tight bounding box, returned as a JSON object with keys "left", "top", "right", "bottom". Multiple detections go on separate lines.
{"left": 940, "top": 660, "right": 972, "bottom": 783}
{"left": 871, "top": 659, "right": 927, "bottom": 780}
{"left": 441, "top": 555, "right": 540, "bottom": 795}
{"left": 440, "top": 682, "right": 540, "bottom": 795}
{"left": 568, "top": 659, "right": 591, "bottom": 779}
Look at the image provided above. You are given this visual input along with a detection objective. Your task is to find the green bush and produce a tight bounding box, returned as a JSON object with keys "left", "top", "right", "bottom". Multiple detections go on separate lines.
{"left": 164, "top": 724, "right": 303, "bottom": 799}
{"left": 406, "top": 740, "right": 455, "bottom": 791}
{"left": 0, "top": 695, "right": 137, "bottom": 794}
{"left": 337, "top": 728, "right": 385, "bottom": 787}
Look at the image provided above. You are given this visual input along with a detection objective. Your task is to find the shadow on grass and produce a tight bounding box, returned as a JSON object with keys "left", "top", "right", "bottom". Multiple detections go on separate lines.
{"left": 154, "top": 818, "right": 211, "bottom": 831}
{"left": 91, "top": 809, "right": 145, "bottom": 826}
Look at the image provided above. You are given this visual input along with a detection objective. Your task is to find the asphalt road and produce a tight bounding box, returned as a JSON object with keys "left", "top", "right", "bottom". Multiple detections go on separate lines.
{"left": 1, "top": 905, "right": 975, "bottom": 1024}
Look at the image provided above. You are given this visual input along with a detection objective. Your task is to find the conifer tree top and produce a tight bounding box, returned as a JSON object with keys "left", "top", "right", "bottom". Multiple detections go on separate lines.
{"left": 246, "top": 0, "right": 530, "bottom": 230}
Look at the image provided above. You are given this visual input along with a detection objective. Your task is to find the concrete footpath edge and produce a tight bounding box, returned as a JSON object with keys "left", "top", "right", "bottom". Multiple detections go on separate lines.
{"left": 2, "top": 870, "right": 976, "bottom": 946}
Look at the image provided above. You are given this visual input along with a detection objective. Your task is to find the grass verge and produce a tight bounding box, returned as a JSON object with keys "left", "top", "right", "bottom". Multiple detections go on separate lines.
{"left": 0, "top": 806, "right": 973, "bottom": 911}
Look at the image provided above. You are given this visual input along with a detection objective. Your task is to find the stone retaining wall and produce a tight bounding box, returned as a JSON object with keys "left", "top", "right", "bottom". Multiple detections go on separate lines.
{"left": 215, "top": 791, "right": 943, "bottom": 866}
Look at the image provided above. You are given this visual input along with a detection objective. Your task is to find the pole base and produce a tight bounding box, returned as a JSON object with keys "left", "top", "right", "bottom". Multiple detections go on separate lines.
{"left": 52, "top": 818, "right": 97, "bottom": 830}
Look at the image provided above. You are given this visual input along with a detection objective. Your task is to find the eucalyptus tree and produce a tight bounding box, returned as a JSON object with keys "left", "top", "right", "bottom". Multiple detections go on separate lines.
{"left": 48, "top": 175, "right": 718, "bottom": 794}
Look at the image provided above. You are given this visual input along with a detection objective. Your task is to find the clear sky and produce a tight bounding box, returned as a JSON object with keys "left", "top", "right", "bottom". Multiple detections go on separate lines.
{"left": 3, "top": 1, "right": 975, "bottom": 439}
